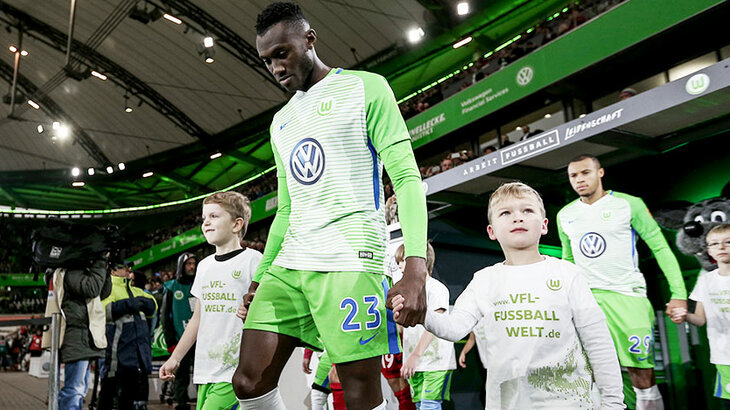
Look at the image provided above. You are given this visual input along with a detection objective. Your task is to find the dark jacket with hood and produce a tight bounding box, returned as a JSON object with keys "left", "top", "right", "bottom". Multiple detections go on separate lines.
{"left": 58, "top": 259, "right": 112, "bottom": 363}
{"left": 160, "top": 253, "right": 196, "bottom": 347}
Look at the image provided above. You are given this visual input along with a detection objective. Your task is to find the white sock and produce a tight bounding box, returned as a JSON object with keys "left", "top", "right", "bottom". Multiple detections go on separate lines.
{"left": 238, "top": 387, "right": 287, "bottom": 410}
{"left": 372, "top": 400, "right": 386, "bottom": 410}
{"left": 310, "top": 389, "right": 329, "bottom": 410}
{"left": 634, "top": 385, "right": 664, "bottom": 410}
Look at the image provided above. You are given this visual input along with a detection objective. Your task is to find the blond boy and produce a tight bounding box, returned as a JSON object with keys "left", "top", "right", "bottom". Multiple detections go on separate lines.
{"left": 393, "top": 182, "right": 624, "bottom": 409}
{"left": 160, "top": 192, "right": 262, "bottom": 410}
{"left": 671, "top": 224, "right": 730, "bottom": 403}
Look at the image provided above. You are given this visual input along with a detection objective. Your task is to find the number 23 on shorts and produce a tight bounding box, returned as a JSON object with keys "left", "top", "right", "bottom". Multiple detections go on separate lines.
{"left": 340, "top": 296, "right": 382, "bottom": 331}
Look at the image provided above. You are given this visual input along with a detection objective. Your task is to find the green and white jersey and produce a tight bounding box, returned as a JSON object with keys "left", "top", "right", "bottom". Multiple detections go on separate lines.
{"left": 557, "top": 191, "right": 686, "bottom": 299}
{"left": 270, "top": 68, "right": 410, "bottom": 274}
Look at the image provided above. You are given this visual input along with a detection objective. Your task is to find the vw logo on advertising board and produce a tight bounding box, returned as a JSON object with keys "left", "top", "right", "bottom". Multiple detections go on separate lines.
{"left": 290, "top": 138, "right": 325, "bottom": 185}
{"left": 579, "top": 232, "right": 606, "bottom": 258}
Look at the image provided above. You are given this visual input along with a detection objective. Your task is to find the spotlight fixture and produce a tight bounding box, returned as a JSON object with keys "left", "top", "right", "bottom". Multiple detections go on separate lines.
{"left": 163, "top": 13, "right": 182, "bottom": 25}
{"left": 142, "top": 171, "right": 154, "bottom": 178}
{"left": 203, "top": 36, "right": 214, "bottom": 48}
{"left": 544, "top": 113, "right": 552, "bottom": 118}
{"left": 452, "top": 36, "right": 473, "bottom": 49}
{"left": 579, "top": 114, "right": 586, "bottom": 118}
{"left": 27, "top": 100, "right": 40, "bottom": 110}
{"left": 91, "top": 70, "right": 107, "bottom": 81}
{"left": 118, "top": 162, "right": 126, "bottom": 171}
{"left": 202, "top": 47, "right": 215, "bottom": 64}
{"left": 87, "top": 167, "right": 95, "bottom": 176}
{"left": 210, "top": 152, "right": 222, "bottom": 159}
{"left": 8, "top": 45, "right": 16, "bottom": 53}
{"left": 52, "top": 121, "right": 60, "bottom": 130}
{"left": 20, "top": 50, "right": 28, "bottom": 56}
{"left": 106, "top": 166, "right": 114, "bottom": 174}
{"left": 71, "top": 167, "right": 80, "bottom": 177}
{"left": 72, "top": 181, "right": 85, "bottom": 187}
{"left": 36, "top": 124, "right": 44, "bottom": 133}
{"left": 407, "top": 27, "right": 425, "bottom": 44}
{"left": 457, "top": 2, "right": 470, "bottom": 16}
{"left": 124, "top": 93, "right": 133, "bottom": 113}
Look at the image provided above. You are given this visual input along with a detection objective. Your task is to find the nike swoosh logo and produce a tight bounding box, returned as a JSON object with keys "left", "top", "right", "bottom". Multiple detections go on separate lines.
{"left": 359, "top": 331, "right": 380, "bottom": 345}
{"left": 425, "top": 390, "right": 434, "bottom": 393}
{"left": 638, "top": 357, "right": 649, "bottom": 361}
{"left": 279, "top": 121, "right": 291, "bottom": 130}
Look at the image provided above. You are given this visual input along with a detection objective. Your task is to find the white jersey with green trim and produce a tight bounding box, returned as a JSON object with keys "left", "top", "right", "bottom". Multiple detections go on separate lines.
{"left": 557, "top": 191, "right": 652, "bottom": 297}
{"left": 270, "top": 68, "right": 410, "bottom": 274}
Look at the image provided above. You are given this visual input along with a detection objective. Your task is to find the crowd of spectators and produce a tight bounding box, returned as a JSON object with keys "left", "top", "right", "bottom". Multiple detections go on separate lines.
{"left": 0, "top": 325, "right": 45, "bottom": 371}
{"left": 398, "top": 0, "right": 623, "bottom": 120}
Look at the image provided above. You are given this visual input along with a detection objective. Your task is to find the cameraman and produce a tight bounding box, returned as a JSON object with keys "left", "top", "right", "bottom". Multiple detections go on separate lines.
{"left": 52, "top": 257, "right": 111, "bottom": 410}
{"left": 99, "top": 261, "right": 156, "bottom": 410}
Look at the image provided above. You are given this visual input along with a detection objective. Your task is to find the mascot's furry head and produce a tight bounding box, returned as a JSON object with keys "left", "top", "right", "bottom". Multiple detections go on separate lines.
{"left": 656, "top": 196, "right": 730, "bottom": 271}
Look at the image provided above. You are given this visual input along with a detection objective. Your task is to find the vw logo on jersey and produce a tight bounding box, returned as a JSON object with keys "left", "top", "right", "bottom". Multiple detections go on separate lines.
{"left": 579, "top": 232, "right": 606, "bottom": 258}
{"left": 290, "top": 138, "right": 325, "bottom": 185}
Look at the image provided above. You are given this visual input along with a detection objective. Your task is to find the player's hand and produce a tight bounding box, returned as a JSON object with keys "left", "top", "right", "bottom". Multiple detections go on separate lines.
{"left": 401, "top": 353, "right": 419, "bottom": 379}
{"left": 665, "top": 299, "right": 687, "bottom": 322}
{"left": 239, "top": 281, "right": 260, "bottom": 322}
{"left": 458, "top": 351, "right": 468, "bottom": 368}
{"left": 302, "top": 355, "right": 312, "bottom": 374}
{"left": 159, "top": 357, "right": 180, "bottom": 381}
{"left": 386, "top": 257, "right": 427, "bottom": 327}
{"left": 666, "top": 304, "right": 688, "bottom": 324}
{"left": 391, "top": 295, "right": 405, "bottom": 319}
{"left": 236, "top": 303, "right": 247, "bottom": 322}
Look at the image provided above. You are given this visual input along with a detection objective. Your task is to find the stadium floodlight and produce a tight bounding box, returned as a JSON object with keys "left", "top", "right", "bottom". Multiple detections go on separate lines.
{"left": 142, "top": 171, "right": 154, "bottom": 178}
{"left": 87, "top": 167, "right": 95, "bottom": 176}
{"left": 72, "top": 167, "right": 80, "bottom": 177}
{"left": 56, "top": 124, "right": 70, "bottom": 140}
{"left": 457, "top": 2, "right": 470, "bottom": 16}
{"left": 91, "top": 70, "right": 108, "bottom": 81}
{"left": 118, "top": 162, "right": 126, "bottom": 171}
{"left": 407, "top": 27, "right": 425, "bottom": 44}
{"left": 452, "top": 36, "right": 473, "bottom": 48}
{"left": 203, "top": 36, "right": 214, "bottom": 48}
{"left": 163, "top": 14, "right": 182, "bottom": 25}
{"left": 27, "top": 100, "right": 40, "bottom": 110}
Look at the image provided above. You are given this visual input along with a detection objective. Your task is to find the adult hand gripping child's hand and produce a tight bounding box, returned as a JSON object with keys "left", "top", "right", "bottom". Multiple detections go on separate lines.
{"left": 667, "top": 305, "right": 687, "bottom": 324}
{"left": 386, "top": 257, "right": 427, "bottom": 327}
{"left": 159, "top": 357, "right": 180, "bottom": 381}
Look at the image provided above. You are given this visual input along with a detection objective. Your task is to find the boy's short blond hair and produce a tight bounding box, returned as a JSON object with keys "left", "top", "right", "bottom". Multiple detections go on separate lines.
{"left": 203, "top": 191, "right": 252, "bottom": 238}
{"left": 395, "top": 242, "right": 435, "bottom": 275}
{"left": 487, "top": 182, "right": 546, "bottom": 223}
{"left": 707, "top": 223, "right": 730, "bottom": 238}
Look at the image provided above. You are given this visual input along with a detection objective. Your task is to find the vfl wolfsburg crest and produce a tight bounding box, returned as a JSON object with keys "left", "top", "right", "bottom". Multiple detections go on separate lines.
{"left": 601, "top": 210, "right": 612, "bottom": 220}
{"left": 546, "top": 277, "right": 562, "bottom": 291}
{"left": 174, "top": 290, "right": 184, "bottom": 300}
{"left": 317, "top": 97, "right": 334, "bottom": 116}
{"left": 685, "top": 73, "right": 709, "bottom": 95}
{"left": 231, "top": 269, "right": 242, "bottom": 279}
